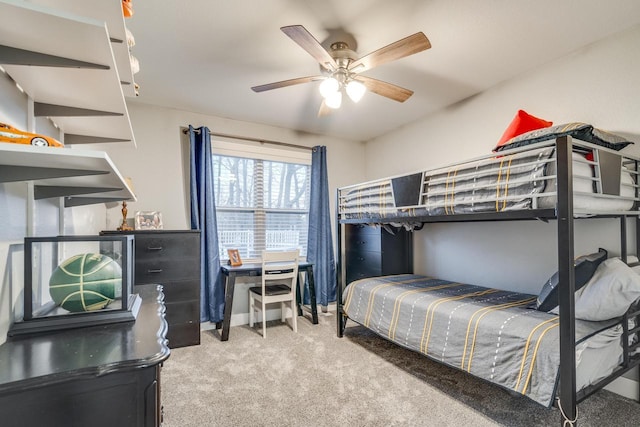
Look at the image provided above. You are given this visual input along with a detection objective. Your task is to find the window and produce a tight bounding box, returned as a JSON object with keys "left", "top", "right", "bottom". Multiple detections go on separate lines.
{"left": 212, "top": 142, "right": 311, "bottom": 261}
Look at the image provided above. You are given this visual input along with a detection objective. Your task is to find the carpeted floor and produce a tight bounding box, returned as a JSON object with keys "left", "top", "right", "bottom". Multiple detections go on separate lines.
{"left": 160, "top": 312, "right": 640, "bottom": 426}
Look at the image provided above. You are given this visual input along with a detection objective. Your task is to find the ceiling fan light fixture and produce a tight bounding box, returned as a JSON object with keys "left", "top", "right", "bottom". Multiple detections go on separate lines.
{"left": 253, "top": 26, "right": 432, "bottom": 112}
{"left": 346, "top": 80, "right": 366, "bottom": 103}
{"left": 325, "top": 90, "right": 342, "bottom": 109}
{"left": 319, "top": 77, "right": 339, "bottom": 99}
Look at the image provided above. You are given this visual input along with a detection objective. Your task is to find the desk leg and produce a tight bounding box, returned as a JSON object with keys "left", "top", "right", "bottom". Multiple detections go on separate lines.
{"left": 221, "top": 273, "right": 236, "bottom": 341}
{"left": 296, "top": 272, "right": 304, "bottom": 317}
{"left": 306, "top": 266, "right": 319, "bottom": 324}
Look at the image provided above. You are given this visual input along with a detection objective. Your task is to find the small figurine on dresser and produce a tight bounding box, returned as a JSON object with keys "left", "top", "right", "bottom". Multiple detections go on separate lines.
{"left": 117, "top": 201, "right": 133, "bottom": 231}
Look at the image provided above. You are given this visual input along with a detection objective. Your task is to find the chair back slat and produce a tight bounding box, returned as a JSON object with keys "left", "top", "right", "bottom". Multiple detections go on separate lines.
{"left": 262, "top": 250, "right": 299, "bottom": 281}
{"left": 261, "top": 250, "right": 299, "bottom": 289}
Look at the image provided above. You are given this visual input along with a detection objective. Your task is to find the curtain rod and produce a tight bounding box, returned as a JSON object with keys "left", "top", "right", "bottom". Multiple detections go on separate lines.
{"left": 182, "top": 127, "right": 312, "bottom": 151}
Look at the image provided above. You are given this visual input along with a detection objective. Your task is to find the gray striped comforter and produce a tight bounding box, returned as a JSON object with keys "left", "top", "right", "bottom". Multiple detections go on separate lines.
{"left": 342, "top": 274, "right": 616, "bottom": 407}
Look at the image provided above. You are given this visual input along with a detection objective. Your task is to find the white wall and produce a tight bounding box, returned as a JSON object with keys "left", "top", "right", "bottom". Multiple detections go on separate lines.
{"left": 366, "top": 25, "right": 640, "bottom": 292}
{"left": 0, "top": 70, "right": 107, "bottom": 344}
{"left": 0, "top": 76, "right": 365, "bottom": 343}
{"left": 100, "top": 102, "right": 366, "bottom": 325}
{"left": 368, "top": 24, "right": 640, "bottom": 177}
{"left": 101, "top": 102, "right": 365, "bottom": 229}
{"left": 364, "top": 24, "right": 640, "bottom": 397}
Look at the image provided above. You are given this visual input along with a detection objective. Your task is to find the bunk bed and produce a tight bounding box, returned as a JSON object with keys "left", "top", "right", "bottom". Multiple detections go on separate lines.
{"left": 335, "top": 127, "right": 640, "bottom": 426}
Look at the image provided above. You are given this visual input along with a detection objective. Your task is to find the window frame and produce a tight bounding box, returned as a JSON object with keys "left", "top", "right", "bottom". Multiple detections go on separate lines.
{"left": 212, "top": 139, "right": 312, "bottom": 263}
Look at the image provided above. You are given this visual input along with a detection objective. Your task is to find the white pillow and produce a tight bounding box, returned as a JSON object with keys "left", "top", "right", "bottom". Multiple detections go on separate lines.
{"left": 573, "top": 258, "right": 640, "bottom": 321}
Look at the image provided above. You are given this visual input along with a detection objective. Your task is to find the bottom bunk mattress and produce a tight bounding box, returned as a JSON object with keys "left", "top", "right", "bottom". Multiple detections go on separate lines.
{"left": 342, "top": 274, "right": 622, "bottom": 407}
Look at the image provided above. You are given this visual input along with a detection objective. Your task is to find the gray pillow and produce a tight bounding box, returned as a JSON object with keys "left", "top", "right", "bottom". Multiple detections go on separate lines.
{"left": 536, "top": 248, "right": 608, "bottom": 312}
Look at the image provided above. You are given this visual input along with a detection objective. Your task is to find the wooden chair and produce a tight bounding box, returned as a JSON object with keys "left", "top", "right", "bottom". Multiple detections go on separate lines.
{"left": 249, "top": 249, "right": 299, "bottom": 338}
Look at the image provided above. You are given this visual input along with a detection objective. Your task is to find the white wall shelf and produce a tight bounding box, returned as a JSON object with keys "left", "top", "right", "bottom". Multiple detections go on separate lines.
{"left": 0, "top": 0, "right": 136, "bottom": 147}
{"left": 24, "top": 0, "right": 138, "bottom": 98}
{"left": 0, "top": 143, "right": 136, "bottom": 206}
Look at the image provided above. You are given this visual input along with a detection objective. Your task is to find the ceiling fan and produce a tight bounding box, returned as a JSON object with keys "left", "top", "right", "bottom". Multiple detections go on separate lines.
{"left": 251, "top": 25, "right": 431, "bottom": 115}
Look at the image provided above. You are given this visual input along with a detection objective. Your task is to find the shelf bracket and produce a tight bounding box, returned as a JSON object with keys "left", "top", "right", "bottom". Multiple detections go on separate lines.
{"left": 64, "top": 134, "right": 130, "bottom": 145}
{"left": 34, "top": 185, "right": 121, "bottom": 200}
{"left": 0, "top": 45, "right": 109, "bottom": 70}
{"left": 0, "top": 165, "right": 108, "bottom": 183}
{"left": 34, "top": 102, "right": 123, "bottom": 117}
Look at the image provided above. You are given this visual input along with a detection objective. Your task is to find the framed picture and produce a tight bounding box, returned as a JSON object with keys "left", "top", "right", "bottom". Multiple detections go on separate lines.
{"left": 227, "top": 249, "right": 242, "bottom": 266}
{"left": 135, "top": 211, "right": 163, "bottom": 230}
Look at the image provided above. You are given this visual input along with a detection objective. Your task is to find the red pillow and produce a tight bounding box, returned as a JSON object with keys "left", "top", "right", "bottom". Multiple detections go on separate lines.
{"left": 494, "top": 110, "right": 553, "bottom": 151}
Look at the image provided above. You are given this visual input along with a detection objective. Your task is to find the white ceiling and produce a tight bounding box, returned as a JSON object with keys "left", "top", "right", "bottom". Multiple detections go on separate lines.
{"left": 127, "top": 0, "right": 640, "bottom": 142}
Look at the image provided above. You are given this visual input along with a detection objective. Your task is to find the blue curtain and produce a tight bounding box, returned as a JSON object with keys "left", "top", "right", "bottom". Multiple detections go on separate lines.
{"left": 189, "top": 125, "right": 224, "bottom": 323}
{"left": 306, "top": 145, "right": 336, "bottom": 306}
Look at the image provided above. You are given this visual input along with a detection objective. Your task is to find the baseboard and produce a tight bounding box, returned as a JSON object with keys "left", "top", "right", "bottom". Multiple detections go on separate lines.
{"left": 200, "top": 322, "right": 217, "bottom": 331}
{"left": 200, "top": 302, "right": 337, "bottom": 330}
{"left": 231, "top": 312, "right": 250, "bottom": 327}
{"left": 605, "top": 376, "right": 639, "bottom": 401}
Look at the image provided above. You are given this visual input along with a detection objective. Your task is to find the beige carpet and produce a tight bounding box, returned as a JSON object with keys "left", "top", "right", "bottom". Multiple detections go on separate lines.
{"left": 160, "top": 312, "right": 640, "bottom": 426}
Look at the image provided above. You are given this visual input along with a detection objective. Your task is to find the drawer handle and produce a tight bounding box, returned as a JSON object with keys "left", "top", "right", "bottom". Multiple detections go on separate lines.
{"left": 148, "top": 246, "right": 164, "bottom": 251}
{"left": 148, "top": 269, "right": 164, "bottom": 274}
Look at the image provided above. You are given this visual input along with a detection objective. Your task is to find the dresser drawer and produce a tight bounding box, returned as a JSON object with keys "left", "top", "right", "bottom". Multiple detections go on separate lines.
{"left": 164, "top": 300, "right": 200, "bottom": 325}
{"left": 167, "top": 322, "right": 201, "bottom": 348}
{"left": 348, "top": 224, "right": 379, "bottom": 234}
{"left": 136, "top": 257, "right": 200, "bottom": 283}
{"left": 346, "top": 229, "right": 381, "bottom": 253}
{"left": 346, "top": 250, "right": 382, "bottom": 283}
{"left": 346, "top": 269, "right": 383, "bottom": 284}
{"left": 346, "top": 249, "right": 382, "bottom": 268}
{"left": 134, "top": 234, "right": 200, "bottom": 263}
{"left": 153, "top": 280, "right": 200, "bottom": 302}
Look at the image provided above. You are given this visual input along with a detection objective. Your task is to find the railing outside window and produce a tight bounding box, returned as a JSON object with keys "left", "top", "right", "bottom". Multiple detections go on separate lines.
{"left": 213, "top": 154, "right": 310, "bottom": 261}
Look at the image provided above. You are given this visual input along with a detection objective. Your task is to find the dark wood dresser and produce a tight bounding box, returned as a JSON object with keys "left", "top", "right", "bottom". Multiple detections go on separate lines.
{"left": 0, "top": 284, "right": 170, "bottom": 427}
{"left": 345, "top": 224, "right": 413, "bottom": 285}
{"left": 102, "top": 230, "right": 201, "bottom": 348}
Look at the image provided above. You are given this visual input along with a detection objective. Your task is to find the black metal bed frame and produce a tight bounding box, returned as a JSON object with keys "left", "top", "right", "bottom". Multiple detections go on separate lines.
{"left": 335, "top": 136, "right": 640, "bottom": 426}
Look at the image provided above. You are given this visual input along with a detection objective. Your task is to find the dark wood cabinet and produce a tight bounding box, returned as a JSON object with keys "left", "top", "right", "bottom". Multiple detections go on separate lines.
{"left": 0, "top": 285, "right": 169, "bottom": 427}
{"left": 345, "top": 224, "right": 413, "bottom": 284}
{"left": 102, "top": 230, "right": 201, "bottom": 348}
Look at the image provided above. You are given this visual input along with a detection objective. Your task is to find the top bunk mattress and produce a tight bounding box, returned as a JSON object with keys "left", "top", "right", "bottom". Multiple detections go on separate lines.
{"left": 339, "top": 141, "right": 639, "bottom": 221}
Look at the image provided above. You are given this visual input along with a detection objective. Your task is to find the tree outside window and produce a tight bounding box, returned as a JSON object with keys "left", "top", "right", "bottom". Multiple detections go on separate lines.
{"left": 213, "top": 154, "right": 310, "bottom": 260}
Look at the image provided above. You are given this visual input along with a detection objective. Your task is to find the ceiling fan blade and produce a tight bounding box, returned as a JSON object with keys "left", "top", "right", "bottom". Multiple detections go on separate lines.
{"left": 251, "top": 76, "right": 323, "bottom": 92}
{"left": 281, "top": 25, "right": 337, "bottom": 72}
{"left": 355, "top": 76, "right": 413, "bottom": 102}
{"left": 317, "top": 100, "right": 332, "bottom": 117}
{"left": 349, "top": 32, "right": 431, "bottom": 73}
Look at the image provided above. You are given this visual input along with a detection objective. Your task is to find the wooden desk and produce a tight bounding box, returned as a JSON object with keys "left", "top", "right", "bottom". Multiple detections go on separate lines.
{"left": 218, "top": 262, "right": 319, "bottom": 341}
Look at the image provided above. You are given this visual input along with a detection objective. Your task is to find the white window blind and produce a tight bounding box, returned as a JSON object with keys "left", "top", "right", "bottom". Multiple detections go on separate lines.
{"left": 212, "top": 142, "right": 311, "bottom": 261}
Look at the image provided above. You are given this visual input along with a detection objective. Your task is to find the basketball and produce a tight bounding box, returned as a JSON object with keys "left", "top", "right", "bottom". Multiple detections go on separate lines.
{"left": 49, "top": 253, "right": 121, "bottom": 313}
